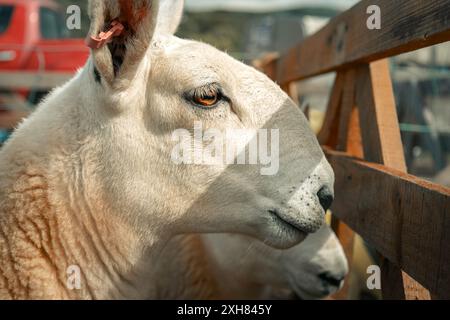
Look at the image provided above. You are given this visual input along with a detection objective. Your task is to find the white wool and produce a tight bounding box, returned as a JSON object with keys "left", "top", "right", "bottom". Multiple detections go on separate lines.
{"left": 0, "top": 0, "right": 334, "bottom": 299}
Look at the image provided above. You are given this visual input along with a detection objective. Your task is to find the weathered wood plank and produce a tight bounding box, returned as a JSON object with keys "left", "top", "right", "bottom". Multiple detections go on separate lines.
{"left": 281, "top": 82, "right": 300, "bottom": 106}
{"left": 253, "top": 53, "right": 279, "bottom": 81}
{"left": 318, "top": 72, "right": 345, "bottom": 146}
{"left": 355, "top": 60, "right": 430, "bottom": 299}
{"left": 345, "top": 106, "right": 364, "bottom": 158}
{"left": 355, "top": 60, "right": 407, "bottom": 170}
{"left": 0, "top": 72, "right": 73, "bottom": 90}
{"left": 270, "top": 0, "right": 450, "bottom": 84}
{"left": 331, "top": 216, "right": 355, "bottom": 300}
{"left": 320, "top": 69, "right": 359, "bottom": 299}
{"left": 325, "top": 149, "right": 450, "bottom": 299}
{"left": 336, "top": 69, "right": 357, "bottom": 152}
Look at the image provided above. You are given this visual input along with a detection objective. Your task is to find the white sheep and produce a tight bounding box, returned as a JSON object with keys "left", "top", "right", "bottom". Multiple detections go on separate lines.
{"left": 0, "top": 0, "right": 334, "bottom": 299}
{"left": 153, "top": 225, "right": 348, "bottom": 299}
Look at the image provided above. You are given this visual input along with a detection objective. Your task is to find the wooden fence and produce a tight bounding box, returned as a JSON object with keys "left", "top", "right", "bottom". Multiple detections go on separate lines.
{"left": 256, "top": 0, "right": 450, "bottom": 299}
{"left": 0, "top": 72, "right": 72, "bottom": 129}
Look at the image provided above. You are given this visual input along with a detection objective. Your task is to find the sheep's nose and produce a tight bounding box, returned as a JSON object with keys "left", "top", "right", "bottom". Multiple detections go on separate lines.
{"left": 318, "top": 272, "right": 345, "bottom": 288}
{"left": 317, "top": 186, "right": 334, "bottom": 211}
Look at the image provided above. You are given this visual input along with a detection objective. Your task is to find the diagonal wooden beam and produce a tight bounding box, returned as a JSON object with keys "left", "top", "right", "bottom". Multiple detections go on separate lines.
{"left": 319, "top": 69, "right": 360, "bottom": 299}
{"left": 354, "top": 59, "right": 430, "bottom": 299}
{"left": 318, "top": 72, "right": 346, "bottom": 147}
{"left": 325, "top": 149, "right": 450, "bottom": 299}
{"left": 355, "top": 60, "right": 407, "bottom": 170}
{"left": 271, "top": 0, "right": 450, "bottom": 84}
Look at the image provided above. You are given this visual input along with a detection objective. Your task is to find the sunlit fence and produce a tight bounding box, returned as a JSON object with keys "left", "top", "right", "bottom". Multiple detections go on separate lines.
{"left": 256, "top": 0, "right": 450, "bottom": 299}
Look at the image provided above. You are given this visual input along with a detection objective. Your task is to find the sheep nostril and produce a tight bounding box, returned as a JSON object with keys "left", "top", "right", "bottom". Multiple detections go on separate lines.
{"left": 318, "top": 272, "right": 344, "bottom": 287}
{"left": 317, "top": 186, "right": 334, "bottom": 211}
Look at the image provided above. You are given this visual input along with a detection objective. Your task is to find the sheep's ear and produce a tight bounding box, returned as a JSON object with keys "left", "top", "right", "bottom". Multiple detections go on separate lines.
{"left": 87, "top": 0, "right": 159, "bottom": 86}
{"left": 156, "top": 0, "right": 184, "bottom": 35}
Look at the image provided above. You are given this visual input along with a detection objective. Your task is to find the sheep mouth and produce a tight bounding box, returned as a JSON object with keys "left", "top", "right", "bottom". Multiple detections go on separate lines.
{"left": 268, "top": 209, "right": 308, "bottom": 235}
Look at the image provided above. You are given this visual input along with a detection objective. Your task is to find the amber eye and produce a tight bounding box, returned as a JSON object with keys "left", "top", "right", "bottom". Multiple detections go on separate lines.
{"left": 189, "top": 84, "right": 224, "bottom": 109}
{"left": 193, "top": 91, "right": 219, "bottom": 107}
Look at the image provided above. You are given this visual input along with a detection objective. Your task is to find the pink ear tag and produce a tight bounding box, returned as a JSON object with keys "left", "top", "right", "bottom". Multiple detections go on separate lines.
{"left": 85, "top": 20, "right": 125, "bottom": 49}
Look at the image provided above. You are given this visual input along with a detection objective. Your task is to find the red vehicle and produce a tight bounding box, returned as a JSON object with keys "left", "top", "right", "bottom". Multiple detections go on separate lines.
{"left": 0, "top": 0, "right": 89, "bottom": 103}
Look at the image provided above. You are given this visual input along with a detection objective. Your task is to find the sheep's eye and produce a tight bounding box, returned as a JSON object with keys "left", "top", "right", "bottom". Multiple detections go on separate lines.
{"left": 193, "top": 92, "right": 219, "bottom": 107}
{"left": 189, "top": 84, "right": 224, "bottom": 109}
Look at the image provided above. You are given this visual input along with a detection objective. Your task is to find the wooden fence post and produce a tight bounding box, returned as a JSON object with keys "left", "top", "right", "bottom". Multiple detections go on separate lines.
{"left": 254, "top": 1, "right": 450, "bottom": 299}
{"left": 354, "top": 59, "right": 431, "bottom": 299}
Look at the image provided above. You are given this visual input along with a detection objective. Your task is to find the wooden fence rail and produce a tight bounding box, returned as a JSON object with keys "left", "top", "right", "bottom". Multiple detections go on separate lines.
{"left": 257, "top": 0, "right": 450, "bottom": 299}
{"left": 0, "top": 72, "right": 71, "bottom": 129}
{"left": 265, "top": 0, "right": 450, "bottom": 84}
{"left": 0, "top": 72, "right": 72, "bottom": 90}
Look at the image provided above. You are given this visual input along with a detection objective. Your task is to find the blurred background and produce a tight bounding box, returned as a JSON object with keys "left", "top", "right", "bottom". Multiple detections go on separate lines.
{"left": 0, "top": 0, "right": 449, "bottom": 300}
